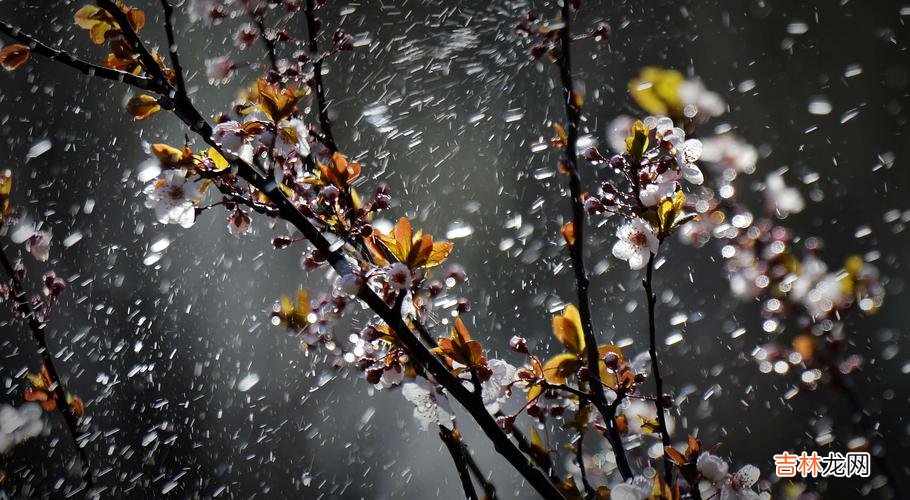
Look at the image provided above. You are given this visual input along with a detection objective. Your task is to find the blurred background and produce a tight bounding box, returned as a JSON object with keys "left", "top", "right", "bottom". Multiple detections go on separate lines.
{"left": 0, "top": 0, "right": 908, "bottom": 497}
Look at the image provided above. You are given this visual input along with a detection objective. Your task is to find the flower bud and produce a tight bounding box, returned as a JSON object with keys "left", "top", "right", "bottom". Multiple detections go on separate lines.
{"left": 509, "top": 336, "right": 528, "bottom": 354}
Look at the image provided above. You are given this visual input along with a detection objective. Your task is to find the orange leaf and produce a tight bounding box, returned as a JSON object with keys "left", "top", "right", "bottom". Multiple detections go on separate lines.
{"left": 371, "top": 217, "right": 454, "bottom": 269}
{"left": 317, "top": 152, "right": 362, "bottom": 188}
{"left": 665, "top": 446, "right": 686, "bottom": 466}
{"left": 425, "top": 241, "right": 454, "bottom": 268}
{"left": 67, "top": 395, "right": 85, "bottom": 418}
{"left": 792, "top": 334, "right": 814, "bottom": 361}
{"left": 452, "top": 317, "right": 472, "bottom": 343}
{"left": 126, "top": 95, "right": 160, "bottom": 120}
{"left": 0, "top": 44, "right": 30, "bottom": 71}
{"left": 561, "top": 221, "right": 575, "bottom": 246}
{"left": 393, "top": 217, "right": 414, "bottom": 259}
{"left": 434, "top": 318, "right": 487, "bottom": 368}
{"left": 552, "top": 123, "right": 567, "bottom": 148}
{"left": 257, "top": 78, "right": 302, "bottom": 122}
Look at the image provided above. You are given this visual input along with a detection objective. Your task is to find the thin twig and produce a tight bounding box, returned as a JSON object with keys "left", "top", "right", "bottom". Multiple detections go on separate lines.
{"left": 158, "top": 0, "right": 186, "bottom": 96}
{"left": 462, "top": 442, "right": 497, "bottom": 500}
{"left": 303, "top": 0, "right": 338, "bottom": 152}
{"left": 512, "top": 425, "right": 561, "bottom": 486}
{"left": 554, "top": 0, "right": 633, "bottom": 481}
{"left": 51, "top": 5, "right": 565, "bottom": 497}
{"left": 0, "top": 248, "right": 93, "bottom": 490}
{"left": 252, "top": 16, "right": 278, "bottom": 74}
{"left": 0, "top": 19, "right": 158, "bottom": 91}
{"left": 644, "top": 252, "right": 672, "bottom": 483}
{"left": 574, "top": 418, "right": 594, "bottom": 498}
{"left": 439, "top": 426, "right": 480, "bottom": 500}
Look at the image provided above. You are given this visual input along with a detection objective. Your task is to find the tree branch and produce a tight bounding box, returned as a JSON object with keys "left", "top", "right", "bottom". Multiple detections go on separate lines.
{"left": 439, "top": 426, "right": 479, "bottom": 500}
{"left": 554, "top": 0, "right": 633, "bottom": 481}
{"left": 644, "top": 252, "right": 672, "bottom": 483}
{"left": 462, "top": 441, "right": 498, "bottom": 499}
{"left": 158, "top": 0, "right": 186, "bottom": 96}
{"left": 39, "top": 5, "right": 564, "bottom": 497}
{"left": 303, "top": 0, "right": 338, "bottom": 152}
{"left": 511, "top": 425, "right": 561, "bottom": 486}
{"left": 252, "top": 16, "right": 278, "bottom": 74}
{"left": 0, "top": 19, "right": 159, "bottom": 92}
{"left": 0, "top": 248, "right": 93, "bottom": 490}
{"left": 574, "top": 419, "right": 594, "bottom": 497}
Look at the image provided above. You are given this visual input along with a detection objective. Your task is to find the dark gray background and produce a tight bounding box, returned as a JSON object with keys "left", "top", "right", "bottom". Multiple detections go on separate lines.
{"left": 0, "top": 0, "right": 908, "bottom": 498}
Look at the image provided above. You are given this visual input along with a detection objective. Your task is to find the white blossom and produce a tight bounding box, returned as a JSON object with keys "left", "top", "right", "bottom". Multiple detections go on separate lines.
{"left": 765, "top": 172, "right": 804, "bottom": 217}
{"left": 606, "top": 115, "right": 635, "bottom": 154}
{"left": 612, "top": 219, "right": 659, "bottom": 270}
{"left": 639, "top": 170, "right": 678, "bottom": 207}
{"left": 679, "top": 79, "right": 726, "bottom": 118}
{"left": 144, "top": 170, "right": 201, "bottom": 228}
{"left": 700, "top": 134, "right": 758, "bottom": 174}
{"left": 205, "top": 56, "right": 235, "bottom": 84}
{"left": 212, "top": 120, "right": 246, "bottom": 154}
{"left": 378, "top": 365, "right": 404, "bottom": 389}
{"left": 697, "top": 456, "right": 768, "bottom": 500}
{"left": 655, "top": 117, "right": 704, "bottom": 185}
{"left": 478, "top": 359, "right": 517, "bottom": 413}
{"left": 697, "top": 452, "right": 730, "bottom": 482}
{"left": 720, "top": 465, "right": 767, "bottom": 500}
{"left": 608, "top": 477, "right": 652, "bottom": 500}
{"left": 0, "top": 403, "right": 44, "bottom": 454}
{"left": 276, "top": 118, "right": 312, "bottom": 160}
{"left": 334, "top": 272, "right": 364, "bottom": 296}
{"left": 621, "top": 399, "right": 675, "bottom": 436}
{"left": 227, "top": 209, "right": 252, "bottom": 237}
{"left": 386, "top": 262, "right": 412, "bottom": 290}
{"left": 26, "top": 229, "right": 51, "bottom": 262}
{"left": 187, "top": 0, "right": 222, "bottom": 24}
{"left": 401, "top": 379, "right": 454, "bottom": 431}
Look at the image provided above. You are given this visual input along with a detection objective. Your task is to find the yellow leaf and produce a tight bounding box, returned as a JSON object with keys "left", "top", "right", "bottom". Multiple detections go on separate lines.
{"left": 0, "top": 44, "right": 30, "bottom": 71}
{"left": 74, "top": 4, "right": 144, "bottom": 44}
{"left": 150, "top": 143, "right": 194, "bottom": 168}
{"left": 125, "top": 95, "right": 160, "bottom": 120}
{"left": 649, "top": 474, "right": 678, "bottom": 500}
{"left": 207, "top": 147, "right": 230, "bottom": 170}
{"left": 625, "top": 120, "right": 649, "bottom": 160}
{"left": 552, "top": 304, "right": 585, "bottom": 355}
{"left": 0, "top": 170, "right": 12, "bottom": 225}
{"left": 629, "top": 67, "right": 684, "bottom": 119}
{"left": 527, "top": 383, "right": 543, "bottom": 401}
{"left": 571, "top": 90, "right": 584, "bottom": 108}
{"left": 597, "top": 344, "right": 624, "bottom": 384}
{"left": 657, "top": 190, "right": 687, "bottom": 236}
{"left": 542, "top": 353, "right": 581, "bottom": 384}
{"left": 529, "top": 427, "right": 544, "bottom": 449}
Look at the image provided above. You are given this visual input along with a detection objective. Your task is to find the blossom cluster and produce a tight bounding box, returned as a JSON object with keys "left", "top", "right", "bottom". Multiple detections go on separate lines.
{"left": 614, "top": 68, "right": 886, "bottom": 391}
